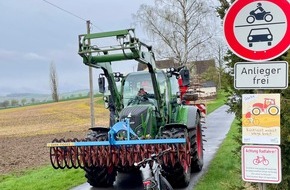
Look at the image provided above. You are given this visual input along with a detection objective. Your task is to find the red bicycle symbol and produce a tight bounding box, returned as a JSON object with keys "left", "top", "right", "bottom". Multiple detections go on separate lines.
{"left": 253, "top": 155, "right": 269, "bottom": 165}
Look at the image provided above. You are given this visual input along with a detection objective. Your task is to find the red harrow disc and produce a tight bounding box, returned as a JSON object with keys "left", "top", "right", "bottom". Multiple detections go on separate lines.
{"left": 71, "top": 138, "right": 79, "bottom": 169}
{"left": 50, "top": 138, "right": 59, "bottom": 169}
{"left": 57, "top": 138, "right": 66, "bottom": 169}
{"left": 64, "top": 138, "right": 73, "bottom": 169}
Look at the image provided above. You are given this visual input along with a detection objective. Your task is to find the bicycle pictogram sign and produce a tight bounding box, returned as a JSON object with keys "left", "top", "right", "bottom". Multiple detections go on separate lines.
{"left": 253, "top": 155, "right": 269, "bottom": 165}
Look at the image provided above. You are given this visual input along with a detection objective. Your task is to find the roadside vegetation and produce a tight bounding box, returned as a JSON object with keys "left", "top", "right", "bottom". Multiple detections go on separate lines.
{"left": 195, "top": 119, "right": 244, "bottom": 190}
{"left": 0, "top": 167, "right": 85, "bottom": 190}
{"left": 206, "top": 90, "right": 227, "bottom": 114}
{"left": 193, "top": 90, "right": 245, "bottom": 189}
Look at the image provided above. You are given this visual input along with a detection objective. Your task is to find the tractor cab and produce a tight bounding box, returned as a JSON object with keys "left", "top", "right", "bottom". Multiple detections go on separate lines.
{"left": 119, "top": 70, "right": 180, "bottom": 137}
{"left": 122, "top": 71, "right": 158, "bottom": 107}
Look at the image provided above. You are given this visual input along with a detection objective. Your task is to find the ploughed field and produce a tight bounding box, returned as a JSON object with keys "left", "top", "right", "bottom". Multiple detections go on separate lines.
{"left": 0, "top": 98, "right": 109, "bottom": 174}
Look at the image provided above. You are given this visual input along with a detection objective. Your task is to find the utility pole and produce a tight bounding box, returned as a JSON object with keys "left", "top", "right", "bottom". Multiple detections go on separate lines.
{"left": 87, "top": 20, "right": 95, "bottom": 128}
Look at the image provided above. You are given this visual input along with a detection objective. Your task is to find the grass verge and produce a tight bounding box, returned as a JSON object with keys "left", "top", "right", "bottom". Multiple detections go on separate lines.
{"left": 206, "top": 91, "right": 226, "bottom": 114}
{"left": 0, "top": 166, "right": 85, "bottom": 190}
{"left": 206, "top": 90, "right": 227, "bottom": 114}
{"left": 194, "top": 119, "right": 244, "bottom": 190}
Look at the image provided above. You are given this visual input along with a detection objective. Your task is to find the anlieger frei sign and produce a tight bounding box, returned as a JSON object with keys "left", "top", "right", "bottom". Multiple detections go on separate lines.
{"left": 234, "top": 61, "right": 288, "bottom": 89}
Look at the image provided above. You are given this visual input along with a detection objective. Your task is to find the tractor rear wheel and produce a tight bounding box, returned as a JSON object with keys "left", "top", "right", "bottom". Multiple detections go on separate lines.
{"left": 161, "top": 127, "right": 191, "bottom": 188}
{"left": 191, "top": 113, "right": 204, "bottom": 172}
{"left": 84, "top": 130, "right": 117, "bottom": 187}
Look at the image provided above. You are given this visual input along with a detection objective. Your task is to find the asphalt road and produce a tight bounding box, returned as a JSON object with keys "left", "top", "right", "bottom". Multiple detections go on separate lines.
{"left": 71, "top": 105, "right": 235, "bottom": 190}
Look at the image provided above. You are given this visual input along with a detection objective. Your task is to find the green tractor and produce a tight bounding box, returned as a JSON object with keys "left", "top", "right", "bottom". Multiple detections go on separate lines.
{"left": 48, "top": 28, "right": 204, "bottom": 188}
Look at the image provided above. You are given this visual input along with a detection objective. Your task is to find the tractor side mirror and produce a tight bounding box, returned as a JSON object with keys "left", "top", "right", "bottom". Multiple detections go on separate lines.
{"left": 180, "top": 69, "right": 190, "bottom": 86}
{"left": 98, "top": 77, "right": 105, "bottom": 93}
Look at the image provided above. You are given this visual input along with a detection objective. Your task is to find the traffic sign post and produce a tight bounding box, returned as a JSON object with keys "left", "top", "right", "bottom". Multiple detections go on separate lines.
{"left": 224, "top": 0, "right": 290, "bottom": 62}
{"left": 224, "top": 0, "right": 289, "bottom": 187}
{"left": 235, "top": 61, "right": 288, "bottom": 89}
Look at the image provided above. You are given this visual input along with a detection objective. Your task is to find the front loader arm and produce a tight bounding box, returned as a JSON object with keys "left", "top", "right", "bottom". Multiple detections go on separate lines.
{"left": 78, "top": 28, "right": 164, "bottom": 119}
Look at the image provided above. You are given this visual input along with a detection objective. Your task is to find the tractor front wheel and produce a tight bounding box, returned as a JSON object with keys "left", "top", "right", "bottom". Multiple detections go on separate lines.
{"left": 85, "top": 165, "right": 117, "bottom": 187}
{"left": 161, "top": 127, "right": 191, "bottom": 188}
{"left": 252, "top": 107, "right": 261, "bottom": 115}
{"left": 84, "top": 130, "right": 117, "bottom": 187}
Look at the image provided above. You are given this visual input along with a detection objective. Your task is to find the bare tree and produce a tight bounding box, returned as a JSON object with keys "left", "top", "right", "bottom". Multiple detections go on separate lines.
{"left": 134, "top": 0, "right": 219, "bottom": 69}
{"left": 50, "top": 62, "right": 59, "bottom": 102}
{"left": 207, "top": 36, "right": 228, "bottom": 89}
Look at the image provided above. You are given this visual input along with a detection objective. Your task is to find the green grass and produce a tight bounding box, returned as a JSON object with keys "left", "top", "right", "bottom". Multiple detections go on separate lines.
{"left": 0, "top": 166, "right": 85, "bottom": 190}
{"left": 206, "top": 90, "right": 227, "bottom": 114}
{"left": 194, "top": 119, "right": 244, "bottom": 190}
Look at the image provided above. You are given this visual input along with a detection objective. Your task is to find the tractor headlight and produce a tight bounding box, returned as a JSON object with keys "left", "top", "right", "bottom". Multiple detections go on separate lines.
{"left": 103, "top": 96, "right": 109, "bottom": 109}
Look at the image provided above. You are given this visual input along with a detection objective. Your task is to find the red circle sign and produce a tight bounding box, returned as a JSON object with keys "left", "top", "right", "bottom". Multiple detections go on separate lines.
{"left": 224, "top": 0, "right": 290, "bottom": 62}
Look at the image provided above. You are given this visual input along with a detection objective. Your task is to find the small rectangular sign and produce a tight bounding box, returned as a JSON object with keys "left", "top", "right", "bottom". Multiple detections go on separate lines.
{"left": 242, "top": 94, "right": 280, "bottom": 145}
{"left": 234, "top": 61, "right": 288, "bottom": 89}
{"left": 242, "top": 145, "right": 281, "bottom": 184}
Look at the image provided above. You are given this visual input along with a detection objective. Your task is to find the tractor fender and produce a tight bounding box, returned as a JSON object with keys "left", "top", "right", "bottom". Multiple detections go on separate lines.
{"left": 165, "top": 105, "right": 199, "bottom": 130}
{"left": 184, "top": 105, "right": 200, "bottom": 129}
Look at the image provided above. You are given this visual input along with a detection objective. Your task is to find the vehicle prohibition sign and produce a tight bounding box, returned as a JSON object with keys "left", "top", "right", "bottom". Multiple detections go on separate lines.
{"left": 224, "top": 0, "right": 290, "bottom": 62}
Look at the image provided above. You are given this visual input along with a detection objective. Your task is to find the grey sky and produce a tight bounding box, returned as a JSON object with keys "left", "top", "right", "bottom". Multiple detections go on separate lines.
{"left": 0, "top": 0, "right": 153, "bottom": 95}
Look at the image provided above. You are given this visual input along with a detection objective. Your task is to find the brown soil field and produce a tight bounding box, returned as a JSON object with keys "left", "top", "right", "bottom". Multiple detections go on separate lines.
{"left": 0, "top": 98, "right": 109, "bottom": 174}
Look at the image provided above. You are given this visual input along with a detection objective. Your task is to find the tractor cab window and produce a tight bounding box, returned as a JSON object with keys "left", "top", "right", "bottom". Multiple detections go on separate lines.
{"left": 123, "top": 72, "right": 154, "bottom": 107}
{"left": 122, "top": 71, "right": 167, "bottom": 107}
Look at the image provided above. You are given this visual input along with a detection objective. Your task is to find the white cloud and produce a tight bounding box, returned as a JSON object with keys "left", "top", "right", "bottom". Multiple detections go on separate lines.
{"left": 0, "top": 49, "right": 47, "bottom": 63}
{"left": 23, "top": 52, "right": 46, "bottom": 61}
{"left": 0, "top": 49, "right": 16, "bottom": 58}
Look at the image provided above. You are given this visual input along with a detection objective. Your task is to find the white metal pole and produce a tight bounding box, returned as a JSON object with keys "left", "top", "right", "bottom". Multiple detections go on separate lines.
{"left": 87, "top": 20, "right": 95, "bottom": 128}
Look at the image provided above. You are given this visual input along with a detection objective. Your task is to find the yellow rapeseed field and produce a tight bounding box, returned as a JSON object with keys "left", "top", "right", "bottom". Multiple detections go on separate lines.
{"left": 0, "top": 98, "right": 109, "bottom": 137}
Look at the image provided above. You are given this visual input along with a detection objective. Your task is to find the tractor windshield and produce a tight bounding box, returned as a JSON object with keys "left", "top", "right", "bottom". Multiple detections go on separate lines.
{"left": 122, "top": 71, "right": 167, "bottom": 107}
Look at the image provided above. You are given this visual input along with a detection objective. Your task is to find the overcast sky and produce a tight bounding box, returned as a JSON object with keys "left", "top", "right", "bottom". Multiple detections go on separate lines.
{"left": 0, "top": 0, "right": 154, "bottom": 95}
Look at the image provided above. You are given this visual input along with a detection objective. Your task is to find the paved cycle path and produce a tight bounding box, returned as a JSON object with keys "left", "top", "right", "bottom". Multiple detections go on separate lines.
{"left": 72, "top": 105, "right": 235, "bottom": 190}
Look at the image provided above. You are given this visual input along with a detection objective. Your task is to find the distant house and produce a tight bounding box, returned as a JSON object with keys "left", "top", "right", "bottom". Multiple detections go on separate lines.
{"left": 137, "top": 58, "right": 217, "bottom": 98}
{"left": 194, "top": 59, "right": 216, "bottom": 75}
{"left": 137, "top": 58, "right": 179, "bottom": 71}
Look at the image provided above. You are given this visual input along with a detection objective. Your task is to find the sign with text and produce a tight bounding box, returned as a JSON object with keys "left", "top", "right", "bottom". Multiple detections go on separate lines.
{"left": 234, "top": 61, "right": 288, "bottom": 89}
{"left": 242, "top": 145, "right": 281, "bottom": 184}
{"left": 242, "top": 94, "right": 280, "bottom": 144}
